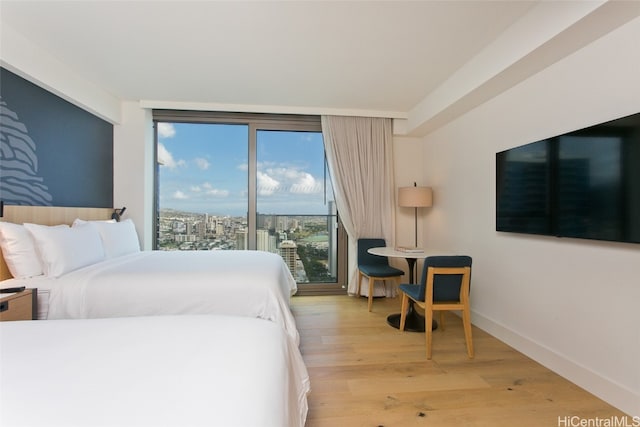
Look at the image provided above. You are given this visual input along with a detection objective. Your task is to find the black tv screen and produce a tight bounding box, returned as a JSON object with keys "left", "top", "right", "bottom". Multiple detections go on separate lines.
{"left": 496, "top": 112, "right": 640, "bottom": 244}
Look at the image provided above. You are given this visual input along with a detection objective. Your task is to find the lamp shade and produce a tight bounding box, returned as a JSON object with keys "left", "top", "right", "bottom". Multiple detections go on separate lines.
{"left": 398, "top": 186, "right": 432, "bottom": 208}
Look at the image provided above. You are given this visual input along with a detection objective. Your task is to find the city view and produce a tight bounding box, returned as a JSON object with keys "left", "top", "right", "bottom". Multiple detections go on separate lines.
{"left": 157, "top": 207, "right": 338, "bottom": 284}
{"left": 155, "top": 120, "right": 340, "bottom": 285}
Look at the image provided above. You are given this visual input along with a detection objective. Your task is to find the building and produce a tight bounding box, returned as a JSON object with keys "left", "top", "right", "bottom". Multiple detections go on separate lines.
{"left": 235, "top": 228, "right": 247, "bottom": 250}
{"left": 279, "top": 240, "right": 298, "bottom": 277}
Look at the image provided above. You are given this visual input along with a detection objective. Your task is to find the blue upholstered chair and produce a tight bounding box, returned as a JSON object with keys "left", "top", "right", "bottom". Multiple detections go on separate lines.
{"left": 399, "top": 256, "right": 473, "bottom": 359}
{"left": 356, "top": 238, "right": 404, "bottom": 312}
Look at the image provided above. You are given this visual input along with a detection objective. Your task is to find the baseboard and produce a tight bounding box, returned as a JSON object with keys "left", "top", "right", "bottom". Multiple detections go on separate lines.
{"left": 471, "top": 310, "right": 640, "bottom": 416}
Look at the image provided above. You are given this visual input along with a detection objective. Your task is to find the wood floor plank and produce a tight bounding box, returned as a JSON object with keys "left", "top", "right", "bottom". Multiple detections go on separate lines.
{"left": 347, "top": 372, "right": 491, "bottom": 394}
{"left": 292, "top": 295, "right": 629, "bottom": 427}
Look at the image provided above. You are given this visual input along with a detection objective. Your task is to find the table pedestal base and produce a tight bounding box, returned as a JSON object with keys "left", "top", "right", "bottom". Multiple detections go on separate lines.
{"left": 386, "top": 303, "right": 437, "bottom": 332}
{"left": 365, "top": 247, "right": 438, "bottom": 332}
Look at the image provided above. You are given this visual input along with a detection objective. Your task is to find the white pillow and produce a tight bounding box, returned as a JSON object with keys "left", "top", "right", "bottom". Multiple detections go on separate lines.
{"left": 72, "top": 218, "right": 116, "bottom": 227}
{"left": 85, "top": 219, "right": 140, "bottom": 259}
{"left": 0, "top": 222, "right": 50, "bottom": 278}
{"left": 24, "top": 222, "right": 105, "bottom": 278}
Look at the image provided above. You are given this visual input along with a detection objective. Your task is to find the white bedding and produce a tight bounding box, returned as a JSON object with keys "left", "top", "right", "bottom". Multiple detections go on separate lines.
{"left": 5, "top": 250, "right": 299, "bottom": 344}
{"left": 0, "top": 315, "right": 310, "bottom": 427}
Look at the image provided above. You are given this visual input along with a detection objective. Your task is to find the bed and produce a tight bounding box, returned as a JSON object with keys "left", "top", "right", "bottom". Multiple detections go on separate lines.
{"left": 0, "top": 206, "right": 300, "bottom": 345}
{"left": 0, "top": 314, "right": 310, "bottom": 427}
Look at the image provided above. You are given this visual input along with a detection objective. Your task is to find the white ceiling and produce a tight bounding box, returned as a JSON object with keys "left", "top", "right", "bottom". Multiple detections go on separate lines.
{"left": 1, "top": 1, "right": 638, "bottom": 135}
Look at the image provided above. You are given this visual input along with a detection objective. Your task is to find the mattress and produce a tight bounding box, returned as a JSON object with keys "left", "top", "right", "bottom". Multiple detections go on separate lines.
{"left": 4, "top": 250, "right": 299, "bottom": 344}
{"left": 0, "top": 315, "right": 310, "bottom": 427}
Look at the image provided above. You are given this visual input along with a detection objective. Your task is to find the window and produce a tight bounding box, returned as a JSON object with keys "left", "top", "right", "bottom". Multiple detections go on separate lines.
{"left": 153, "top": 111, "right": 346, "bottom": 295}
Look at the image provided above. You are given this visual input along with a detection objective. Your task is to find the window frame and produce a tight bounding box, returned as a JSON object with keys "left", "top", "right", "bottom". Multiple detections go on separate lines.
{"left": 152, "top": 110, "right": 347, "bottom": 295}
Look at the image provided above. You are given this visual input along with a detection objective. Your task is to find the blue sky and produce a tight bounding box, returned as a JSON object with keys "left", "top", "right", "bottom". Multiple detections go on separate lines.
{"left": 157, "top": 122, "right": 334, "bottom": 216}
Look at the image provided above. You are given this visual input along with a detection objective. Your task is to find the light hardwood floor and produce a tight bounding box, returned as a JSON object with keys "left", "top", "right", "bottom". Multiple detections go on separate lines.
{"left": 291, "top": 295, "right": 629, "bottom": 427}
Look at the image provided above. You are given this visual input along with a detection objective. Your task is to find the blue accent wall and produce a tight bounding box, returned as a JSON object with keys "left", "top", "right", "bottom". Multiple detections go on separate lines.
{"left": 0, "top": 67, "right": 113, "bottom": 207}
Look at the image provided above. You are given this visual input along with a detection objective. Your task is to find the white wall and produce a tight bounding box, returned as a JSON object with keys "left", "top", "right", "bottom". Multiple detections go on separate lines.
{"left": 393, "top": 136, "right": 427, "bottom": 248}
{"left": 0, "top": 23, "right": 121, "bottom": 124}
{"left": 416, "top": 17, "right": 640, "bottom": 414}
{"left": 113, "top": 102, "right": 154, "bottom": 250}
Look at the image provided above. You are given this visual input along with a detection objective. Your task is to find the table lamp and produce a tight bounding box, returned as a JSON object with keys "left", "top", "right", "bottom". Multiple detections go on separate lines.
{"left": 398, "top": 183, "right": 432, "bottom": 247}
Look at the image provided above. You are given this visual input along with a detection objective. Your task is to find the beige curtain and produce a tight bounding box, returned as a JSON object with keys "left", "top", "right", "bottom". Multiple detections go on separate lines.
{"left": 321, "top": 115, "right": 397, "bottom": 296}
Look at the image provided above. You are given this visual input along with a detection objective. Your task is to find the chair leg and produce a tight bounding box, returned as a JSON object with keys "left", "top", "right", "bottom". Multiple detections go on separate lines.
{"left": 368, "top": 277, "right": 374, "bottom": 312}
{"left": 462, "top": 305, "right": 474, "bottom": 358}
{"left": 357, "top": 270, "right": 363, "bottom": 296}
{"left": 425, "top": 308, "right": 433, "bottom": 359}
{"left": 399, "top": 293, "right": 409, "bottom": 331}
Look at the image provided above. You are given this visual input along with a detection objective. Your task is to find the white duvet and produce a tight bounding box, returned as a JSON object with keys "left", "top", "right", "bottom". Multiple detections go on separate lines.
{"left": 0, "top": 315, "right": 310, "bottom": 427}
{"left": 9, "top": 250, "right": 299, "bottom": 344}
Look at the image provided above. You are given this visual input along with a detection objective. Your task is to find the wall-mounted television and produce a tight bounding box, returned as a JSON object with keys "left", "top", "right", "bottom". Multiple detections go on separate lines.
{"left": 496, "top": 112, "right": 640, "bottom": 244}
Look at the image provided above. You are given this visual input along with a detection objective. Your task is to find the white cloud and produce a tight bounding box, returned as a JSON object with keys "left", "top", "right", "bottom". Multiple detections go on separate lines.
{"left": 205, "top": 188, "right": 230, "bottom": 197}
{"left": 258, "top": 165, "right": 322, "bottom": 196}
{"left": 257, "top": 171, "right": 280, "bottom": 196}
{"left": 171, "top": 183, "right": 229, "bottom": 202}
{"left": 172, "top": 190, "right": 188, "bottom": 200}
{"left": 194, "top": 182, "right": 229, "bottom": 197}
{"left": 157, "top": 123, "right": 176, "bottom": 139}
{"left": 194, "top": 157, "right": 210, "bottom": 170}
{"left": 290, "top": 172, "right": 321, "bottom": 194}
{"left": 158, "top": 143, "right": 186, "bottom": 169}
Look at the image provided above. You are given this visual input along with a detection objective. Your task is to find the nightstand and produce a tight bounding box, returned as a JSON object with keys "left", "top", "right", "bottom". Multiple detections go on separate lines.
{"left": 0, "top": 289, "right": 37, "bottom": 321}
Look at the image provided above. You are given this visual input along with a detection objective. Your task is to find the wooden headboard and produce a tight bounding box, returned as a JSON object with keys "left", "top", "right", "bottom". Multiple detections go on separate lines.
{"left": 0, "top": 205, "right": 114, "bottom": 281}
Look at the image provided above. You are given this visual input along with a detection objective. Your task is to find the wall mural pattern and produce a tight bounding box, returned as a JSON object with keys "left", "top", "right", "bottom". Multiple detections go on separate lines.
{"left": 0, "top": 67, "right": 113, "bottom": 208}
{"left": 0, "top": 97, "right": 53, "bottom": 205}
